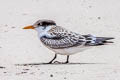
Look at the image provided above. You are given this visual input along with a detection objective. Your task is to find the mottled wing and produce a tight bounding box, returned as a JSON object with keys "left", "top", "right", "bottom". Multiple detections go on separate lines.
{"left": 40, "top": 26, "right": 86, "bottom": 49}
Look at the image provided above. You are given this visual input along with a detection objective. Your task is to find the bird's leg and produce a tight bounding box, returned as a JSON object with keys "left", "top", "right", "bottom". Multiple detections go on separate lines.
{"left": 54, "top": 55, "right": 70, "bottom": 64}
{"left": 65, "top": 55, "right": 69, "bottom": 63}
{"left": 48, "top": 54, "right": 57, "bottom": 64}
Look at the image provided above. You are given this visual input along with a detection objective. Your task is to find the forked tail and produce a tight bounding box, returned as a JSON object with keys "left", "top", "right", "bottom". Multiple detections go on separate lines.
{"left": 83, "top": 34, "right": 114, "bottom": 46}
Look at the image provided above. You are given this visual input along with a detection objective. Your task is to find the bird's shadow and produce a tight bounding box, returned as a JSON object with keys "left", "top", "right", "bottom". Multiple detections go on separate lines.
{"left": 15, "top": 62, "right": 106, "bottom": 66}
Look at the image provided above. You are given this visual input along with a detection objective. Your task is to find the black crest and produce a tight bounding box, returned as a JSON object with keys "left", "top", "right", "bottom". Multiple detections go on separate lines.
{"left": 37, "top": 20, "right": 56, "bottom": 26}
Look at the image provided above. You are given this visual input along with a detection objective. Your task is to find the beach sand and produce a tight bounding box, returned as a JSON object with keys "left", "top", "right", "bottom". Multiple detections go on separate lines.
{"left": 0, "top": 0, "right": 120, "bottom": 80}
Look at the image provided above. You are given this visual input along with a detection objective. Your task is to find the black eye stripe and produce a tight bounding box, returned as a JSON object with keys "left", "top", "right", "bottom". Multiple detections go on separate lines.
{"left": 41, "top": 22, "right": 56, "bottom": 26}
{"left": 36, "top": 21, "right": 56, "bottom": 27}
{"left": 37, "top": 23, "right": 41, "bottom": 25}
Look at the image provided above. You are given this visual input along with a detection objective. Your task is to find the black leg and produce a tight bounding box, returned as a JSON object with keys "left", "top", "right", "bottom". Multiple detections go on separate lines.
{"left": 48, "top": 54, "right": 57, "bottom": 64}
{"left": 65, "top": 55, "right": 69, "bottom": 63}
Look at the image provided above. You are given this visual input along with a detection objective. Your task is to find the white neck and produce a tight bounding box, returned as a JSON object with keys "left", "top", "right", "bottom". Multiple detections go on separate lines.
{"left": 35, "top": 26, "right": 55, "bottom": 38}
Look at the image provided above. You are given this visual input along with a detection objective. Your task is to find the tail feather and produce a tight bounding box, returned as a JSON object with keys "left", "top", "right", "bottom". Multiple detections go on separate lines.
{"left": 83, "top": 34, "right": 114, "bottom": 46}
{"left": 103, "top": 41, "right": 114, "bottom": 43}
{"left": 96, "top": 37, "right": 114, "bottom": 40}
{"left": 96, "top": 37, "right": 114, "bottom": 44}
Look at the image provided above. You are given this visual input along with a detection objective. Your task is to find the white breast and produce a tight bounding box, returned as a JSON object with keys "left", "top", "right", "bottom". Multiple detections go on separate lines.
{"left": 46, "top": 45, "right": 91, "bottom": 55}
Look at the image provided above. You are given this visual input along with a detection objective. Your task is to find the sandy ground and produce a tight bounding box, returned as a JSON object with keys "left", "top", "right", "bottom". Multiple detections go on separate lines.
{"left": 0, "top": 0, "right": 120, "bottom": 80}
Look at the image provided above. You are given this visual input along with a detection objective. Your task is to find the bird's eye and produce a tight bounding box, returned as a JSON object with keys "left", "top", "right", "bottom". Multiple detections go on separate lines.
{"left": 37, "top": 23, "right": 41, "bottom": 26}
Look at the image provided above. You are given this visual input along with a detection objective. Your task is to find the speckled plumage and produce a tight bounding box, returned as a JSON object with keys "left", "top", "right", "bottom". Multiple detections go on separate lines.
{"left": 24, "top": 19, "right": 114, "bottom": 63}
{"left": 40, "top": 25, "right": 114, "bottom": 50}
{"left": 40, "top": 26, "right": 86, "bottom": 49}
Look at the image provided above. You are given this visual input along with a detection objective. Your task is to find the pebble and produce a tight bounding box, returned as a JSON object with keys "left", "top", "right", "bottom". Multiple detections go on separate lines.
{"left": 50, "top": 74, "right": 53, "bottom": 77}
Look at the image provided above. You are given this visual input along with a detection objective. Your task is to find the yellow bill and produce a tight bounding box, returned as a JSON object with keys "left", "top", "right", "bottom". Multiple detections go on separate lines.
{"left": 23, "top": 25, "right": 34, "bottom": 29}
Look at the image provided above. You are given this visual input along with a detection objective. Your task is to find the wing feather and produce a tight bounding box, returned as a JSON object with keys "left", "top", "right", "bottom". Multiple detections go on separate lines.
{"left": 40, "top": 26, "right": 86, "bottom": 49}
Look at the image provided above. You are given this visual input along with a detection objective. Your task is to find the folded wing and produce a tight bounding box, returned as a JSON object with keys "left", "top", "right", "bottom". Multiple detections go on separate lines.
{"left": 40, "top": 26, "right": 86, "bottom": 49}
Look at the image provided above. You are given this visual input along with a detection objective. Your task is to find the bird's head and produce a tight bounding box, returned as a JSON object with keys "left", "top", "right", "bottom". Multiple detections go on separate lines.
{"left": 23, "top": 19, "right": 56, "bottom": 33}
